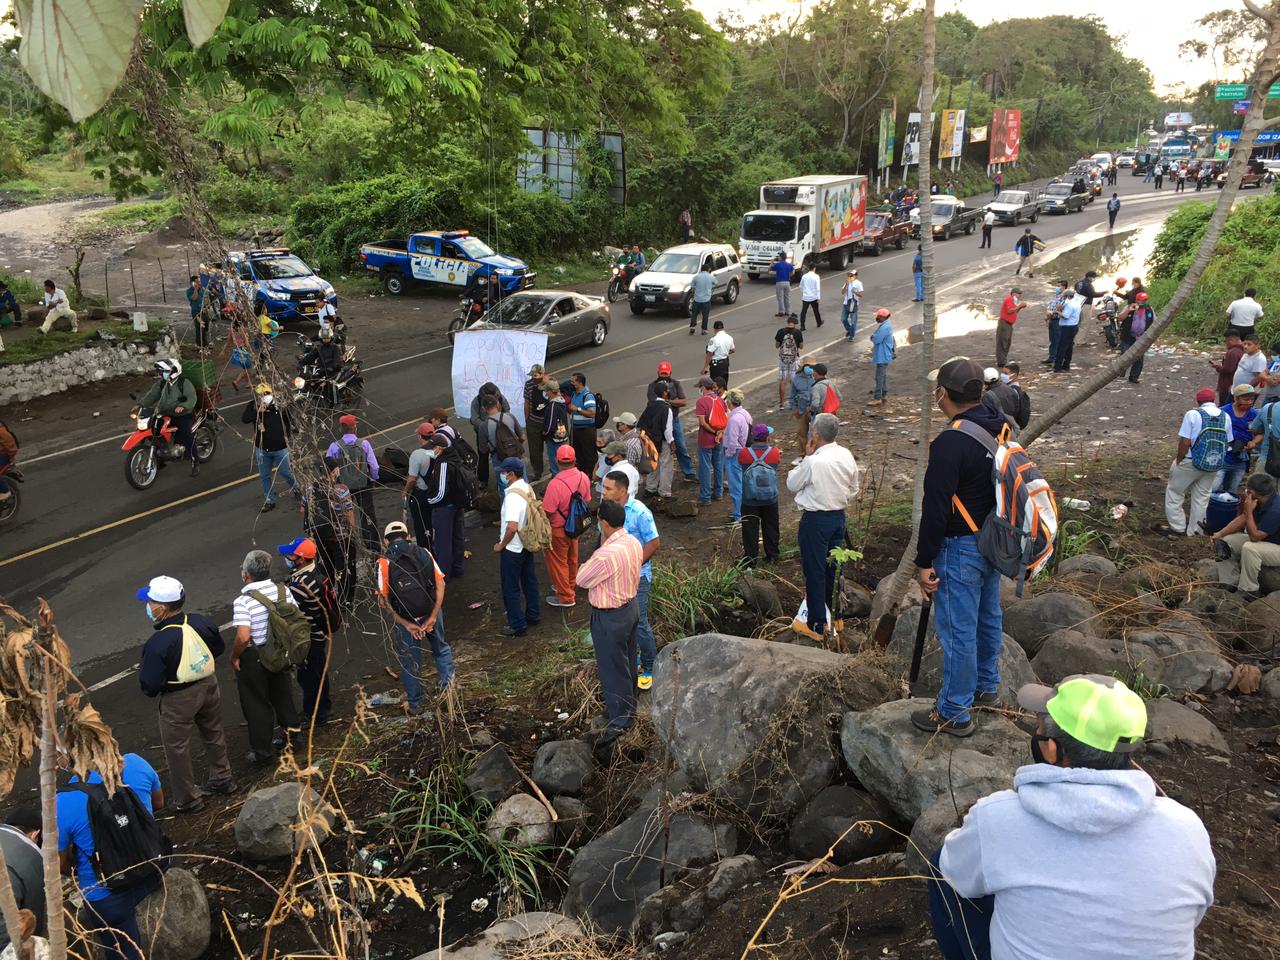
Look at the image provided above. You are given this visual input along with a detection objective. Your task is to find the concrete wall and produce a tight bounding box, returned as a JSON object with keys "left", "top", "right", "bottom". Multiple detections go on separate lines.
{"left": 0, "top": 330, "right": 177, "bottom": 406}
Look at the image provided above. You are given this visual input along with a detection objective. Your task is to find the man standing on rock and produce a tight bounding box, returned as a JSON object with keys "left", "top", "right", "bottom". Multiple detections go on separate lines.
{"left": 787, "top": 412, "right": 859, "bottom": 641}
{"left": 913, "top": 358, "right": 1007, "bottom": 737}
{"left": 575, "top": 498, "right": 643, "bottom": 757}
{"left": 928, "top": 676, "right": 1215, "bottom": 960}
{"left": 1165, "top": 388, "right": 1232, "bottom": 537}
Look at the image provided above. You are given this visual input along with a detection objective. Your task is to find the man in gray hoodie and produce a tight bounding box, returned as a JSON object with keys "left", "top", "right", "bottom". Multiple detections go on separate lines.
{"left": 928, "top": 674, "right": 1215, "bottom": 960}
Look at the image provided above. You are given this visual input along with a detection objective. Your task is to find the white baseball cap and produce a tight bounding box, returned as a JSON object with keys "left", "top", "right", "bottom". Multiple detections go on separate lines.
{"left": 135, "top": 575, "right": 184, "bottom": 604}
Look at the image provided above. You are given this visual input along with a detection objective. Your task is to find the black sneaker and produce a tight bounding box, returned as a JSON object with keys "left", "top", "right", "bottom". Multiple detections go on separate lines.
{"left": 911, "top": 707, "right": 975, "bottom": 738}
{"left": 203, "top": 779, "right": 240, "bottom": 796}
{"left": 502, "top": 625, "right": 527, "bottom": 637}
{"left": 173, "top": 797, "right": 206, "bottom": 815}
{"left": 974, "top": 691, "right": 1004, "bottom": 709}
{"left": 260, "top": 501, "right": 277, "bottom": 513}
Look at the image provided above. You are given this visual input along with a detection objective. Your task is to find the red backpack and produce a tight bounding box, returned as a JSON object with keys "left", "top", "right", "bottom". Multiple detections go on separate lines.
{"left": 708, "top": 396, "right": 729, "bottom": 431}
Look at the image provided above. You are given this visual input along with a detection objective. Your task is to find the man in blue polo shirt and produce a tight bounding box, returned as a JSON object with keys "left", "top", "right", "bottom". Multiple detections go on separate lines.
{"left": 56, "top": 753, "right": 165, "bottom": 960}
{"left": 769, "top": 253, "right": 795, "bottom": 317}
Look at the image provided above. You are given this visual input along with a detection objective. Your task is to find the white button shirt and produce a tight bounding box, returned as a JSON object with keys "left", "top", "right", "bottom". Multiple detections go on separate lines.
{"left": 706, "top": 330, "right": 735, "bottom": 361}
{"left": 786, "top": 441, "right": 860, "bottom": 511}
{"left": 799, "top": 270, "right": 821, "bottom": 303}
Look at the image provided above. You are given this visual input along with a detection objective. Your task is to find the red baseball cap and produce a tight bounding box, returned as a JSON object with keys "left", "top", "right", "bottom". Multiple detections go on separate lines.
{"left": 339, "top": 414, "right": 357, "bottom": 430}
{"left": 416, "top": 422, "right": 435, "bottom": 439}
{"left": 657, "top": 361, "right": 672, "bottom": 376}
{"left": 556, "top": 445, "right": 577, "bottom": 464}
{"left": 1195, "top": 388, "right": 1216, "bottom": 404}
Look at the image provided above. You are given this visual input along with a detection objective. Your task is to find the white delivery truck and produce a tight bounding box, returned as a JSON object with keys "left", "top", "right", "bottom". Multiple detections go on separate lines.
{"left": 739, "top": 174, "right": 869, "bottom": 277}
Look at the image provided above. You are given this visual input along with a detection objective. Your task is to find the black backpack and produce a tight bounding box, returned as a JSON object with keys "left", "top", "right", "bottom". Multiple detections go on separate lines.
{"left": 384, "top": 544, "right": 435, "bottom": 621}
{"left": 592, "top": 392, "right": 610, "bottom": 429}
{"left": 489, "top": 413, "right": 525, "bottom": 460}
{"left": 441, "top": 448, "right": 480, "bottom": 510}
{"left": 450, "top": 433, "right": 480, "bottom": 470}
{"left": 68, "top": 782, "right": 168, "bottom": 892}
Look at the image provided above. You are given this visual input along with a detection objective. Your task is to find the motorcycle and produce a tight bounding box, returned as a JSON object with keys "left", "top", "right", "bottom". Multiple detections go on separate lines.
{"left": 607, "top": 264, "right": 640, "bottom": 303}
{"left": 293, "top": 335, "right": 364, "bottom": 407}
{"left": 122, "top": 404, "right": 218, "bottom": 490}
{"left": 447, "top": 296, "right": 486, "bottom": 345}
{"left": 1096, "top": 294, "right": 1121, "bottom": 350}
{"left": 0, "top": 462, "right": 24, "bottom": 525}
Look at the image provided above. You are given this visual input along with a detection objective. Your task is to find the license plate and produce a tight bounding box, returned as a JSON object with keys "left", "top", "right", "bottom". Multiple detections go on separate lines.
{"left": 645, "top": 295, "right": 656, "bottom": 302}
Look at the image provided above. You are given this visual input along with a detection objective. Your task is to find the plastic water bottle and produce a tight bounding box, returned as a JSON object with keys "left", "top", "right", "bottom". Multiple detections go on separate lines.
{"left": 1061, "top": 497, "right": 1091, "bottom": 511}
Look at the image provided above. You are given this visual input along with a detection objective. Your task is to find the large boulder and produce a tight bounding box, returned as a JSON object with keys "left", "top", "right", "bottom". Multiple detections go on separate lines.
{"left": 1183, "top": 587, "right": 1251, "bottom": 642}
{"left": 1002, "top": 593, "right": 1101, "bottom": 658}
{"left": 136, "top": 868, "right": 211, "bottom": 960}
{"left": 886, "top": 606, "right": 1037, "bottom": 706}
{"left": 562, "top": 807, "right": 736, "bottom": 934}
{"left": 841, "top": 699, "right": 1025, "bottom": 821}
{"left": 1243, "top": 595, "right": 1280, "bottom": 652}
{"left": 1145, "top": 700, "right": 1229, "bottom": 754}
{"left": 870, "top": 573, "right": 924, "bottom": 623}
{"left": 632, "top": 855, "right": 764, "bottom": 943}
{"left": 531, "top": 740, "right": 594, "bottom": 796}
{"left": 485, "top": 793, "right": 555, "bottom": 848}
{"left": 1057, "top": 554, "right": 1118, "bottom": 577}
{"left": 650, "top": 634, "right": 894, "bottom": 818}
{"left": 234, "top": 783, "right": 334, "bottom": 861}
{"left": 1259, "top": 566, "right": 1280, "bottom": 596}
{"left": 1032, "top": 629, "right": 1132, "bottom": 682}
{"left": 1126, "top": 617, "right": 1232, "bottom": 694}
{"left": 465, "top": 746, "right": 521, "bottom": 805}
{"left": 787, "top": 785, "right": 898, "bottom": 864}
{"left": 1263, "top": 667, "right": 1280, "bottom": 702}
{"left": 735, "top": 575, "right": 784, "bottom": 619}
{"left": 905, "top": 778, "right": 1007, "bottom": 874}
{"left": 422, "top": 913, "right": 582, "bottom": 960}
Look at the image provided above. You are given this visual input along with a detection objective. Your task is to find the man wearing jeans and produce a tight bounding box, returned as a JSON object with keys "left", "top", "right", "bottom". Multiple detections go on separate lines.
{"left": 694, "top": 377, "right": 726, "bottom": 504}
{"left": 911, "top": 245, "right": 924, "bottom": 301}
{"left": 495, "top": 459, "right": 542, "bottom": 636}
{"left": 376, "top": 522, "right": 453, "bottom": 711}
{"left": 913, "top": 357, "right": 1006, "bottom": 737}
{"left": 242, "top": 385, "right": 296, "bottom": 513}
{"left": 602, "top": 471, "right": 660, "bottom": 690}
{"left": 839, "top": 270, "right": 863, "bottom": 342}
{"left": 786, "top": 413, "right": 859, "bottom": 640}
{"left": 648, "top": 362, "right": 695, "bottom": 481}
{"left": 688, "top": 260, "right": 714, "bottom": 335}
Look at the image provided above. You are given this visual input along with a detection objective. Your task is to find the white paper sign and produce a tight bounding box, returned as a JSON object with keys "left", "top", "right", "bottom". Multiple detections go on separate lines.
{"left": 451, "top": 329, "right": 548, "bottom": 428}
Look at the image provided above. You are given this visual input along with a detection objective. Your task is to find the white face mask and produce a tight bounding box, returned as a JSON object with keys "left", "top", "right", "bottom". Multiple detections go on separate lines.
{"left": 259, "top": 393, "right": 273, "bottom": 406}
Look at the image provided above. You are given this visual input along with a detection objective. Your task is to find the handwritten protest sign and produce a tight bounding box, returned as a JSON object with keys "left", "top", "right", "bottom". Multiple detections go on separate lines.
{"left": 450, "top": 329, "right": 549, "bottom": 428}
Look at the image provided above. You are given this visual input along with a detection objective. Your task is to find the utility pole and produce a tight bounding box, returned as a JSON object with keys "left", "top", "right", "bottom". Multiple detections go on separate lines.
{"left": 960, "top": 76, "right": 974, "bottom": 172}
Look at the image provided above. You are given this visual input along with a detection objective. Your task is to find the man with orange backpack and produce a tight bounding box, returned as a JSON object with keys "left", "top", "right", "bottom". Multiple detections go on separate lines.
{"left": 913, "top": 358, "right": 1057, "bottom": 737}
{"left": 695, "top": 376, "right": 729, "bottom": 505}
{"left": 807, "top": 364, "right": 842, "bottom": 420}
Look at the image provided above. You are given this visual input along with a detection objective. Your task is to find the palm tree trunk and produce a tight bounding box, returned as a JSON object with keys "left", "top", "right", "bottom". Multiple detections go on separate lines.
{"left": 869, "top": 0, "right": 937, "bottom": 626}
{"left": 37, "top": 612, "right": 66, "bottom": 960}
{"left": 1020, "top": 4, "right": 1280, "bottom": 447}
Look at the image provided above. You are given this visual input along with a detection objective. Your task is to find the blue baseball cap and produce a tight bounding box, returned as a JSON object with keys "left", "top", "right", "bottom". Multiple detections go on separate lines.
{"left": 498, "top": 457, "right": 525, "bottom": 478}
{"left": 136, "top": 576, "right": 184, "bottom": 604}
{"left": 277, "top": 537, "right": 317, "bottom": 560}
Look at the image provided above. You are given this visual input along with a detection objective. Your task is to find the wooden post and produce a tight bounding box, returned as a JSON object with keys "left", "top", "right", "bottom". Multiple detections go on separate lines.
{"left": 129, "top": 261, "right": 138, "bottom": 308}
{"left": 157, "top": 258, "right": 166, "bottom": 304}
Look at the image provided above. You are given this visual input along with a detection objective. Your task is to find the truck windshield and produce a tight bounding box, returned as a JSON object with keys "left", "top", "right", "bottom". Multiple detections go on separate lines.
{"left": 993, "top": 192, "right": 1024, "bottom": 204}
{"left": 485, "top": 294, "right": 552, "bottom": 326}
{"left": 1046, "top": 184, "right": 1072, "bottom": 196}
{"left": 649, "top": 252, "right": 702, "bottom": 274}
{"left": 251, "top": 256, "right": 314, "bottom": 280}
{"left": 455, "top": 236, "right": 497, "bottom": 260}
{"left": 931, "top": 202, "right": 957, "bottom": 218}
{"left": 741, "top": 214, "right": 796, "bottom": 242}
{"left": 866, "top": 213, "right": 889, "bottom": 229}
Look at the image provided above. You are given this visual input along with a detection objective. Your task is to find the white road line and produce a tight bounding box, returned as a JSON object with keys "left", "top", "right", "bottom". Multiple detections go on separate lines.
{"left": 87, "top": 666, "right": 137, "bottom": 691}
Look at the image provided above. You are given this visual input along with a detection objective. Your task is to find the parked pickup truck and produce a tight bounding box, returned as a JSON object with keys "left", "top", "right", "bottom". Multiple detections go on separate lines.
{"left": 909, "top": 197, "right": 983, "bottom": 240}
{"left": 859, "top": 209, "right": 912, "bottom": 255}
{"left": 359, "top": 230, "right": 535, "bottom": 296}
{"left": 1042, "top": 182, "right": 1087, "bottom": 215}
{"left": 1219, "top": 163, "right": 1272, "bottom": 189}
{"left": 984, "top": 190, "right": 1044, "bottom": 225}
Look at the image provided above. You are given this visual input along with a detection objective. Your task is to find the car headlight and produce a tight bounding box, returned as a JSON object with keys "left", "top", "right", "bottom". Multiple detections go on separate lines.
{"left": 266, "top": 289, "right": 290, "bottom": 300}
{"left": 496, "top": 268, "right": 515, "bottom": 276}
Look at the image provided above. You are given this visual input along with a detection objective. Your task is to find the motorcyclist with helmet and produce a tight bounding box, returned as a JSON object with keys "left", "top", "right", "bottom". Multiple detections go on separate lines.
{"left": 301, "top": 327, "right": 344, "bottom": 377}
{"left": 137, "top": 359, "right": 200, "bottom": 476}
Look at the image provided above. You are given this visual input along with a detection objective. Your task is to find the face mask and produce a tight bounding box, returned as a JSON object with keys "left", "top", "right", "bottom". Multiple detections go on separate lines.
{"left": 427, "top": 449, "right": 439, "bottom": 459}
{"left": 802, "top": 366, "right": 813, "bottom": 376}
{"left": 285, "top": 559, "right": 297, "bottom": 571}
{"left": 499, "top": 474, "right": 510, "bottom": 488}
{"left": 999, "top": 373, "right": 1011, "bottom": 384}
{"left": 161, "top": 372, "right": 171, "bottom": 381}
{"left": 260, "top": 394, "right": 273, "bottom": 406}
{"left": 145, "top": 604, "right": 156, "bottom": 623}
{"left": 1030, "top": 735, "right": 1053, "bottom": 765}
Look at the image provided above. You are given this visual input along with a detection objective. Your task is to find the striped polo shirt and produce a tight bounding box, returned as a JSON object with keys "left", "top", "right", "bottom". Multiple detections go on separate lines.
{"left": 233, "top": 579, "right": 296, "bottom": 647}
{"left": 574, "top": 530, "right": 642, "bottom": 609}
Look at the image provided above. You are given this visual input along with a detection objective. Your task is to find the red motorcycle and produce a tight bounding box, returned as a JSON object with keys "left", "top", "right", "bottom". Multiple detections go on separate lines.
{"left": 123, "top": 405, "right": 218, "bottom": 490}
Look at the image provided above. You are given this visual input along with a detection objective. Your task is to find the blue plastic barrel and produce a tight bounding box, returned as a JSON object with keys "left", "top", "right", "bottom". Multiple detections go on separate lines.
{"left": 1204, "top": 492, "right": 1240, "bottom": 535}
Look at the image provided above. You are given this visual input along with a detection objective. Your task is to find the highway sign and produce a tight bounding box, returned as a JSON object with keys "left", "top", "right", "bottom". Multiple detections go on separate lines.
{"left": 1216, "top": 83, "right": 1280, "bottom": 99}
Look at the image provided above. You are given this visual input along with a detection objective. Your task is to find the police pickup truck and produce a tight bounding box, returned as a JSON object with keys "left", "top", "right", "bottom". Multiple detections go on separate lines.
{"left": 228, "top": 248, "right": 335, "bottom": 323}
{"left": 358, "top": 230, "right": 535, "bottom": 296}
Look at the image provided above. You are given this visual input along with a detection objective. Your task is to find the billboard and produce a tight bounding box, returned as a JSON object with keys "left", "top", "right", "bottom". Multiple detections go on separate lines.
{"left": 988, "top": 108, "right": 1022, "bottom": 164}
{"left": 1164, "top": 111, "right": 1193, "bottom": 127}
{"left": 938, "top": 109, "right": 966, "bottom": 159}
{"left": 969, "top": 125, "right": 988, "bottom": 143}
{"left": 877, "top": 107, "right": 895, "bottom": 169}
{"left": 818, "top": 178, "right": 868, "bottom": 252}
{"left": 902, "top": 113, "right": 933, "bottom": 165}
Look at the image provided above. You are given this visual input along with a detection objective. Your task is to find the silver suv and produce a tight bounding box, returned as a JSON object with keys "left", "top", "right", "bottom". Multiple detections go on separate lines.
{"left": 629, "top": 243, "right": 743, "bottom": 317}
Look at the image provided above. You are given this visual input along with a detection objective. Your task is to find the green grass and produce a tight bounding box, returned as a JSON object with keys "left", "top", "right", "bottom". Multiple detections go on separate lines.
{"left": 529, "top": 254, "right": 609, "bottom": 288}
{"left": 487, "top": 629, "right": 594, "bottom": 699}
{"left": 648, "top": 558, "right": 746, "bottom": 643}
{"left": 0, "top": 156, "right": 118, "bottom": 202}
{"left": 0, "top": 275, "right": 44, "bottom": 303}
{"left": 0, "top": 321, "right": 162, "bottom": 366}
{"left": 75, "top": 197, "right": 180, "bottom": 240}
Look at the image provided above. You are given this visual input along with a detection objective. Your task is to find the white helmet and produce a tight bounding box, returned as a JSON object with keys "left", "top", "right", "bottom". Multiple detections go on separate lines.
{"left": 155, "top": 359, "right": 183, "bottom": 378}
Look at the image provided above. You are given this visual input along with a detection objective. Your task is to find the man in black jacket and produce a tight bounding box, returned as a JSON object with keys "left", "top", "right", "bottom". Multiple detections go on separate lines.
{"left": 243, "top": 384, "right": 296, "bottom": 512}
{"left": 913, "top": 358, "right": 1007, "bottom": 738}
{"left": 300, "top": 327, "right": 343, "bottom": 376}
{"left": 279, "top": 537, "right": 340, "bottom": 727}
{"left": 136, "top": 575, "right": 236, "bottom": 813}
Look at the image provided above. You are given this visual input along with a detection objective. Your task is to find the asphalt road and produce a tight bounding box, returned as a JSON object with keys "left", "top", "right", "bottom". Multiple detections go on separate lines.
{"left": 0, "top": 174, "right": 1203, "bottom": 771}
